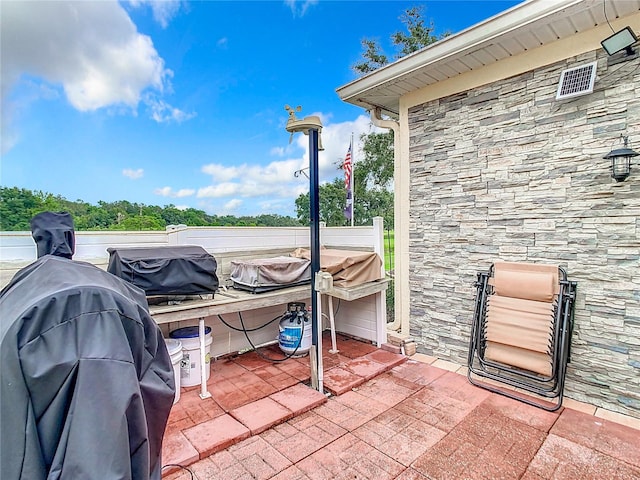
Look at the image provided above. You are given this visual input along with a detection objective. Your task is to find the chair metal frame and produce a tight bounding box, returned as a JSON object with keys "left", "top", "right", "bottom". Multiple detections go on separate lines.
{"left": 467, "top": 263, "right": 577, "bottom": 411}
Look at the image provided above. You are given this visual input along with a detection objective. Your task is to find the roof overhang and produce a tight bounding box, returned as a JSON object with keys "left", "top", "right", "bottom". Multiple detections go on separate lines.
{"left": 336, "top": 0, "right": 640, "bottom": 116}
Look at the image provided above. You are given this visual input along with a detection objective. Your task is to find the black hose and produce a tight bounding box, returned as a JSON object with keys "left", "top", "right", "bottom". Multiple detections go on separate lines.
{"left": 237, "top": 309, "right": 307, "bottom": 363}
{"left": 162, "top": 464, "right": 194, "bottom": 479}
{"left": 217, "top": 312, "right": 282, "bottom": 332}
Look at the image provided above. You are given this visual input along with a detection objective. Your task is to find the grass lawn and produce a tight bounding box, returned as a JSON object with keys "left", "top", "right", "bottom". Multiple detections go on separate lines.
{"left": 383, "top": 230, "right": 394, "bottom": 273}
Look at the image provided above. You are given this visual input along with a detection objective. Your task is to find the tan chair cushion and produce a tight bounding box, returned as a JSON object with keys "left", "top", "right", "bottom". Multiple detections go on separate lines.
{"left": 491, "top": 262, "right": 559, "bottom": 302}
{"left": 485, "top": 341, "right": 552, "bottom": 377}
{"left": 485, "top": 295, "right": 554, "bottom": 354}
{"left": 482, "top": 262, "right": 561, "bottom": 376}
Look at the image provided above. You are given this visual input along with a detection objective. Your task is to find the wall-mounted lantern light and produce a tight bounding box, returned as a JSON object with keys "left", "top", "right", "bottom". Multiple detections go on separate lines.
{"left": 603, "top": 136, "right": 639, "bottom": 182}
{"left": 601, "top": 26, "right": 637, "bottom": 56}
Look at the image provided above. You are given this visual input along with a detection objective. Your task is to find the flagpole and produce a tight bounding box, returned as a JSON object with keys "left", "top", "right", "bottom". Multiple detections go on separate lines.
{"left": 350, "top": 133, "right": 355, "bottom": 227}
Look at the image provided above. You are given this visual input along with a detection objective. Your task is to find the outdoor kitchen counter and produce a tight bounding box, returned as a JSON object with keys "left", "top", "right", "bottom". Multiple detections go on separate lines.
{"left": 148, "top": 279, "right": 389, "bottom": 400}
{"left": 148, "top": 279, "right": 389, "bottom": 324}
{"left": 148, "top": 284, "right": 310, "bottom": 324}
{"left": 325, "top": 278, "right": 390, "bottom": 301}
{"left": 149, "top": 284, "right": 311, "bottom": 400}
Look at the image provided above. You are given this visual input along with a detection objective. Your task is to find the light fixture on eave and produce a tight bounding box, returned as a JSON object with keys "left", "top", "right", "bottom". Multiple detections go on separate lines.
{"left": 601, "top": 26, "right": 638, "bottom": 65}
{"left": 601, "top": 26, "right": 637, "bottom": 56}
{"left": 603, "top": 135, "right": 639, "bottom": 182}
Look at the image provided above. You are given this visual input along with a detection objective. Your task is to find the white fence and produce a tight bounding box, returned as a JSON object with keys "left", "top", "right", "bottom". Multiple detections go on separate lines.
{"left": 0, "top": 218, "right": 385, "bottom": 288}
{"left": 1, "top": 218, "right": 388, "bottom": 357}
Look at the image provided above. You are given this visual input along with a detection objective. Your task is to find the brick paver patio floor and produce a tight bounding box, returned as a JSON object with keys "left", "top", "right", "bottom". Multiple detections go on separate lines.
{"left": 162, "top": 334, "right": 640, "bottom": 480}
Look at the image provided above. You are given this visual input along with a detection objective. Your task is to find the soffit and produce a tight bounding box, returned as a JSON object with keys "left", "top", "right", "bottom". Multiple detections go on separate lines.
{"left": 336, "top": 0, "right": 640, "bottom": 116}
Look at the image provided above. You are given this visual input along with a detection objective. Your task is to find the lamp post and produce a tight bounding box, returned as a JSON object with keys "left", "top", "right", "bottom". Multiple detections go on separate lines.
{"left": 285, "top": 105, "right": 324, "bottom": 392}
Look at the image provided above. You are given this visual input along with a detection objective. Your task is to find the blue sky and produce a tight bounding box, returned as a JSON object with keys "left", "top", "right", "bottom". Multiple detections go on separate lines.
{"left": 1, "top": 0, "right": 520, "bottom": 217}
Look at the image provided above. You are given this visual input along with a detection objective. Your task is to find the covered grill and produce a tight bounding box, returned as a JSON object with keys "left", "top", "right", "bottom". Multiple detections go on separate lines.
{"left": 1, "top": 212, "right": 174, "bottom": 479}
{"left": 230, "top": 256, "right": 311, "bottom": 293}
{"left": 107, "top": 245, "right": 219, "bottom": 297}
{"left": 229, "top": 248, "right": 383, "bottom": 293}
{"left": 292, "top": 248, "right": 383, "bottom": 287}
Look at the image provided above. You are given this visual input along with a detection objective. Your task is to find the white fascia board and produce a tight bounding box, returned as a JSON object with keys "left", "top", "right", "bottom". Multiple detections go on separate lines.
{"left": 336, "top": 0, "right": 586, "bottom": 104}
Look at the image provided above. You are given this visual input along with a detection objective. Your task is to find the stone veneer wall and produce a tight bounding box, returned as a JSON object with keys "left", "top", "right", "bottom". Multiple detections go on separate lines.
{"left": 408, "top": 49, "right": 640, "bottom": 418}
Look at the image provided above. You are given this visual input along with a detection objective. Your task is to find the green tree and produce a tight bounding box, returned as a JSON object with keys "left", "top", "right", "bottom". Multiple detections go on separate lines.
{"left": 352, "top": 39, "right": 388, "bottom": 75}
{"left": 340, "top": 5, "right": 442, "bottom": 228}
{"left": 0, "top": 187, "right": 67, "bottom": 230}
{"left": 352, "top": 5, "right": 444, "bottom": 75}
{"left": 253, "top": 214, "right": 302, "bottom": 227}
{"left": 295, "top": 179, "right": 350, "bottom": 226}
{"left": 348, "top": 7, "right": 442, "bottom": 322}
{"left": 161, "top": 206, "right": 191, "bottom": 226}
{"left": 0, "top": 187, "right": 302, "bottom": 231}
{"left": 358, "top": 130, "right": 394, "bottom": 189}
{"left": 295, "top": 173, "right": 394, "bottom": 228}
{"left": 353, "top": 188, "right": 394, "bottom": 227}
{"left": 0, "top": 187, "right": 40, "bottom": 230}
{"left": 73, "top": 205, "right": 115, "bottom": 230}
{"left": 391, "top": 6, "right": 440, "bottom": 58}
{"left": 110, "top": 214, "right": 166, "bottom": 231}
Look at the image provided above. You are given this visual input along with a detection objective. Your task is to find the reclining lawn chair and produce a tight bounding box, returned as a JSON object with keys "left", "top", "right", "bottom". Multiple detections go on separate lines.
{"left": 467, "top": 261, "right": 577, "bottom": 411}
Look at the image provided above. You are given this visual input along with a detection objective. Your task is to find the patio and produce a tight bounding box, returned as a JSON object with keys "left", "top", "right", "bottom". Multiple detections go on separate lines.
{"left": 161, "top": 332, "right": 640, "bottom": 480}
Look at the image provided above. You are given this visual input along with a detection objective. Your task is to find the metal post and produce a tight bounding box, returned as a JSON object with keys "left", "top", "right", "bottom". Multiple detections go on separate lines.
{"left": 198, "top": 317, "right": 211, "bottom": 399}
{"left": 309, "top": 128, "right": 321, "bottom": 392}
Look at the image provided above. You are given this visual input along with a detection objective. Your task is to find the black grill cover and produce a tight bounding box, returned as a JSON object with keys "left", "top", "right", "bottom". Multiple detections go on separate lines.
{"left": 107, "top": 245, "right": 219, "bottom": 296}
{"left": 0, "top": 255, "right": 175, "bottom": 480}
{"left": 30, "top": 211, "right": 75, "bottom": 259}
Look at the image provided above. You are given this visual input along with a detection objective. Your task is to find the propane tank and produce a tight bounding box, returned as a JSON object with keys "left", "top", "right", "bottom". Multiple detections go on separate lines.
{"left": 278, "top": 302, "right": 312, "bottom": 357}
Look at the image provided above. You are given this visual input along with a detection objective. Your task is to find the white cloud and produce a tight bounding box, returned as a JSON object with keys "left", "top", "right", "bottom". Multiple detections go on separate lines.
{"left": 128, "top": 0, "right": 183, "bottom": 28}
{"left": 259, "top": 199, "right": 290, "bottom": 212}
{"left": 1, "top": 0, "right": 194, "bottom": 151}
{"left": 145, "top": 94, "right": 196, "bottom": 123}
{"left": 174, "top": 188, "right": 196, "bottom": 198}
{"left": 197, "top": 182, "right": 240, "bottom": 198}
{"left": 154, "top": 186, "right": 195, "bottom": 198}
{"left": 199, "top": 158, "right": 306, "bottom": 197}
{"left": 223, "top": 199, "right": 243, "bottom": 212}
{"left": 103, "top": 114, "right": 381, "bottom": 217}
{"left": 196, "top": 114, "right": 382, "bottom": 209}
{"left": 200, "top": 165, "right": 241, "bottom": 183}
{"left": 2, "top": 1, "right": 167, "bottom": 111}
{"left": 123, "top": 168, "right": 144, "bottom": 179}
{"left": 284, "top": 0, "right": 318, "bottom": 17}
{"left": 1, "top": 130, "right": 18, "bottom": 155}
{"left": 217, "top": 37, "right": 229, "bottom": 49}
{"left": 270, "top": 146, "right": 286, "bottom": 157}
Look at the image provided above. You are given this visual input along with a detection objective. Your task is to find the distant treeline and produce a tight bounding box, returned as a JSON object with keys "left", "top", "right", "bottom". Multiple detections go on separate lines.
{"left": 0, "top": 187, "right": 303, "bottom": 231}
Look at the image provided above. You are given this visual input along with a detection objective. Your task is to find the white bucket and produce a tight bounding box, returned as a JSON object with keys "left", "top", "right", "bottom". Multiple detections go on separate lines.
{"left": 170, "top": 326, "right": 213, "bottom": 388}
{"left": 165, "top": 338, "right": 182, "bottom": 404}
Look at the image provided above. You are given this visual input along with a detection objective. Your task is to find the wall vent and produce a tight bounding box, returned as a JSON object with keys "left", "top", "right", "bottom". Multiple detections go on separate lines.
{"left": 555, "top": 61, "right": 597, "bottom": 100}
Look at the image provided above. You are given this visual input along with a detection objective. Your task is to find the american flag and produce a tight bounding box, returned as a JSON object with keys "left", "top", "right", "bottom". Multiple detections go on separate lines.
{"left": 343, "top": 143, "right": 352, "bottom": 188}
{"left": 343, "top": 142, "right": 353, "bottom": 221}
